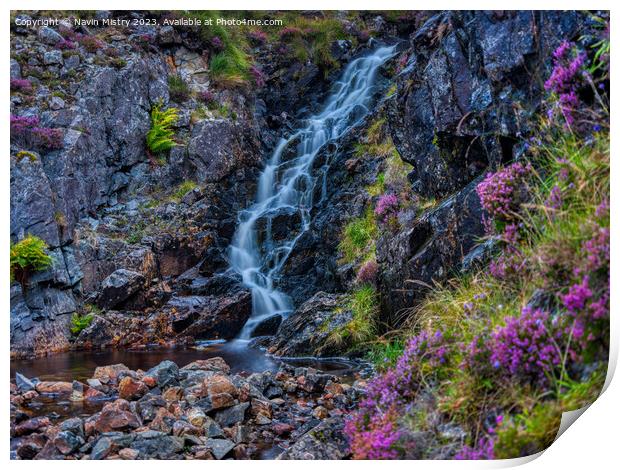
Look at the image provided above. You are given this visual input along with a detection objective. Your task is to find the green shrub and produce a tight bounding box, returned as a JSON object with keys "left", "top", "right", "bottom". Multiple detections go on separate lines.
{"left": 167, "top": 75, "right": 190, "bottom": 102}
{"left": 146, "top": 103, "right": 178, "bottom": 155}
{"left": 70, "top": 312, "right": 94, "bottom": 335}
{"left": 339, "top": 209, "right": 377, "bottom": 263}
{"left": 332, "top": 285, "right": 379, "bottom": 346}
{"left": 171, "top": 180, "right": 198, "bottom": 201}
{"left": 10, "top": 235, "right": 53, "bottom": 286}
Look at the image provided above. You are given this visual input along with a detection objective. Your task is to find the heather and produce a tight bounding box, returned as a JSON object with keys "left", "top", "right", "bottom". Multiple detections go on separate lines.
{"left": 345, "top": 40, "right": 610, "bottom": 459}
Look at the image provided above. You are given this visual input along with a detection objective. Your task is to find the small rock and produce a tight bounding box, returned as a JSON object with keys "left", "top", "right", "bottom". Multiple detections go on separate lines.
{"left": 49, "top": 96, "right": 65, "bottom": 110}
{"left": 38, "top": 26, "right": 63, "bottom": 45}
{"left": 35, "top": 381, "right": 73, "bottom": 394}
{"left": 90, "top": 436, "right": 113, "bottom": 460}
{"left": 54, "top": 430, "right": 84, "bottom": 455}
{"left": 118, "top": 448, "right": 139, "bottom": 460}
{"left": 205, "top": 438, "right": 235, "bottom": 460}
{"left": 118, "top": 376, "right": 148, "bottom": 400}
{"left": 145, "top": 360, "right": 179, "bottom": 389}
{"left": 93, "top": 364, "right": 129, "bottom": 382}
{"left": 43, "top": 50, "right": 63, "bottom": 65}
{"left": 186, "top": 407, "right": 207, "bottom": 427}
{"left": 15, "top": 372, "right": 35, "bottom": 392}
{"left": 214, "top": 402, "right": 249, "bottom": 428}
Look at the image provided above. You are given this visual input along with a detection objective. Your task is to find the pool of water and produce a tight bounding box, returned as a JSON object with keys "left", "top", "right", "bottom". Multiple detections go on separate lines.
{"left": 10, "top": 339, "right": 368, "bottom": 384}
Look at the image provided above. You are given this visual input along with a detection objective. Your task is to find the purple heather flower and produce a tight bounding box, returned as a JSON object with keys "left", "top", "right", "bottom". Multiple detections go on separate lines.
{"left": 476, "top": 162, "right": 530, "bottom": 222}
{"left": 375, "top": 194, "right": 399, "bottom": 223}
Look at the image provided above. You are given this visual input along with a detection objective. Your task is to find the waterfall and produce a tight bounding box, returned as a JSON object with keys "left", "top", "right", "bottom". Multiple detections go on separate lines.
{"left": 228, "top": 44, "right": 397, "bottom": 339}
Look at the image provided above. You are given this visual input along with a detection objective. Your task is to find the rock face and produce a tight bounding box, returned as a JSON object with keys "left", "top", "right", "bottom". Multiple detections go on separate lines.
{"left": 389, "top": 11, "right": 580, "bottom": 199}
{"left": 269, "top": 292, "right": 352, "bottom": 357}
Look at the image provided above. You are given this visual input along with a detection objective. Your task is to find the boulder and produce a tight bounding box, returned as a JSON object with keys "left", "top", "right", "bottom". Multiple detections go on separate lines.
{"left": 268, "top": 292, "right": 351, "bottom": 356}
{"left": 97, "top": 269, "right": 145, "bottom": 309}
{"left": 118, "top": 376, "right": 149, "bottom": 400}
{"left": 277, "top": 417, "right": 350, "bottom": 460}
{"left": 145, "top": 360, "right": 179, "bottom": 389}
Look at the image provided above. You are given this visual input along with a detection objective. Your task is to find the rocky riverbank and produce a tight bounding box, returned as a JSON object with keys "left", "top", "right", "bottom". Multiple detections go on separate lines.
{"left": 10, "top": 356, "right": 366, "bottom": 460}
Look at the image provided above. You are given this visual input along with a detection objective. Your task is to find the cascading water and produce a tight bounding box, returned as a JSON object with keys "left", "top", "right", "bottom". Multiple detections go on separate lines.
{"left": 229, "top": 44, "right": 397, "bottom": 339}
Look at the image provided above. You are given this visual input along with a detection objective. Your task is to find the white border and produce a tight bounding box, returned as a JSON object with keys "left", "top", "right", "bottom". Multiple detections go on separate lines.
{"left": 2, "top": 2, "right": 617, "bottom": 469}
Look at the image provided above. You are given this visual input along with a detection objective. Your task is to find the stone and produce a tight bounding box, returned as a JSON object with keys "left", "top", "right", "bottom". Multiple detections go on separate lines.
{"left": 35, "top": 381, "right": 73, "bottom": 394}
{"left": 214, "top": 402, "right": 249, "bottom": 428}
{"left": 118, "top": 448, "right": 139, "bottom": 460}
{"left": 38, "top": 26, "right": 63, "bottom": 45}
{"left": 43, "top": 50, "right": 63, "bottom": 65}
{"left": 181, "top": 357, "right": 230, "bottom": 374}
{"left": 250, "top": 313, "right": 282, "bottom": 337}
{"left": 118, "top": 376, "right": 148, "bottom": 400}
{"left": 15, "top": 372, "right": 35, "bottom": 392}
{"left": 202, "top": 375, "right": 236, "bottom": 397}
{"left": 269, "top": 293, "right": 352, "bottom": 356}
{"left": 14, "top": 417, "right": 51, "bottom": 437}
{"left": 186, "top": 407, "right": 207, "bottom": 427}
{"left": 93, "top": 364, "right": 129, "bottom": 382}
{"left": 145, "top": 360, "right": 179, "bottom": 389}
{"left": 130, "top": 431, "right": 184, "bottom": 459}
{"left": 49, "top": 96, "right": 66, "bottom": 110}
{"left": 90, "top": 436, "right": 113, "bottom": 460}
{"left": 162, "top": 386, "right": 184, "bottom": 401}
{"left": 93, "top": 400, "right": 141, "bottom": 433}
{"left": 59, "top": 417, "right": 84, "bottom": 437}
{"left": 97, "top": 269, "right": 145, "bottom": 309}
{"left": 205, "top": 438, "right": 235, "bottom": 460}
{"left": 53, "top": 430, "right": 84, "bottom": 455}
{"left": 277, "top": 417, "right": 350, "bottom": 459}
{"left": 204, "top": 416, "right": 225, "bottom": 438}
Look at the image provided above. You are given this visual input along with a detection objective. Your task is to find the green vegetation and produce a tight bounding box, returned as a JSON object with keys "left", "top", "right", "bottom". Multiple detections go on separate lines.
{"left": 146, "top": 103, "right": 178, "bottom": 155}
{"left": 15, "top": 150, "right": 37, "bottom": 162}
{"left": 366, "top": 128, "right": 609, "bottom": 458}
{"left": 70, "top": 312, "right": 94, "bottom": 335}
{"left": 338, "top": 208, "right": 377, "bottom": 263}
{"left": 10, "top": 235, "right": 53, "bottom": 285}
{"left": 328, "top": 285, "right": 379, "bottom": 348}
{"left": 171, "top": 180, "right": 198, "bottom": 202}
{"left": 167, "top": 74, "right": 191, "bottom": 102}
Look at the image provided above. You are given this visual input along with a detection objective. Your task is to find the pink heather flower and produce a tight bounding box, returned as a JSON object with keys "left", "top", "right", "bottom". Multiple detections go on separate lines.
{"left": 583, "top": 227, "right": 610, "bottom": 271}
{"left": 10, "top": 79, "right": 33, "bottom": 92}
{"left": 248, "top": 29, "right": 268, "bottom": 45}
{"left": 545, "top": 185, "right": 563, "bottom": 211}
{"left": 356, "top": 260, "right": 379, "bottom": 286}
{"left": 10, "top": 115, "right": 40, "bottom": 135}
{"left": 250, "top": 65, "right": 266, "bottom": 87}
{"left": 544, "top": 41, "right": 588, "bottom": 127}
{"left": 595, "top": 199, "right": 609, "bottom": 219}
{"left": 375, "top": 194, "right": 399, "bottom": 223}
{"left": 210, "top": 36, "right": 224, "bottom": 51}
{"left": 561, "top": 276, "right": 593, "bottom": 313}
{"left": 455, "top": 436, "right": 495, "bottom": 460}
{"left": 476, "top": 162, "right": 530, "bottom": 222}
{"left": 279, "top": 26, "right": 303, "bottom": 40}
{"left": 489, "top": 307, "right": 561, "bottom": 385}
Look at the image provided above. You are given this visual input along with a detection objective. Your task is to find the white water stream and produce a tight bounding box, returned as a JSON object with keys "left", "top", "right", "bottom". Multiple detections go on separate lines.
{"left": 228, "top": 44, "right": 397, "bottom": 338}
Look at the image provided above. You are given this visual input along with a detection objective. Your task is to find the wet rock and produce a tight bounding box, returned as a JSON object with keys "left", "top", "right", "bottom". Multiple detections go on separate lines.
{"left": 277, "top": 417, "right": 350, "bottom": 459}
{"left": 53, "top": 430, "right": 84, "bottom": 455}
{"left": 205, "top": 438, "right": 235, "bottom": 460}
{"left": 59, "top": 417, "right": 84, "bottom": 437}
{"left": 250, "top": 314, "right": 282, "bottom": 337}
{"left": 130, "top": 430, "right": 184, "bottom": 459}
{"left": 90, "top": 436, "right": 113, "bottom": 460}
{"left": 35, "top": 381, "right": 73, "bottom": 394}
{"left": 93, "top": 364, "right": 129, "bottom": 382}
{"left": 15, "top": 372, "right": 35, "bottom": 392}
{"left": 214, "top": 402, "right": 249, "bottom": 428}
{"left": 118, "top": 376, "right": 149, "bottom": 400}
{"left": 93, "top": 400, "right": 141, "bottom": 433}
{"left": 97, "top": 269, "right": 145, "bottom": 309}
{"left": 269, "top": 292, "right": 351, "bottom": 356}
{"left": 181, "top": 357, "right": 230, "bottom": 374}
{"left": 14, "top": 417, "right": 51, "bottom": 437}
{"left": 145, "top": 360, "right": 179, "bottom": 389}
{"left": 118, "top": 448, "right": 139, "bottom": 460}
{"left": 168, "top": 290, "right": 252, "bottom": 340}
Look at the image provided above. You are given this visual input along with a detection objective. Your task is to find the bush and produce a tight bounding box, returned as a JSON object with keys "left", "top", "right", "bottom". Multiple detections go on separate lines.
{"left": 10, "top": 235, "right": 53, "bottom": 286}
{"left": 167, "top": 75, "right": 190, "bottom": 102}
{"left": 146, "top": 103, "right": 178, "bottom": 155}
{"left": 70, "top": 313, "right": 94, "bottom": 335}
{"left": 339, "top": 209, "right": 377, "bottom": 263}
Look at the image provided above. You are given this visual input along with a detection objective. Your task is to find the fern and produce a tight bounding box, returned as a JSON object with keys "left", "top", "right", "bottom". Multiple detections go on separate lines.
{"left": 146, "top": 103, "right": 178, "bottom": 155}
{"left": 70, "top": 313, "right": 94, "bottom": 335}
{"left": 10, "top": 235, "right": 53, "bottom": 286}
